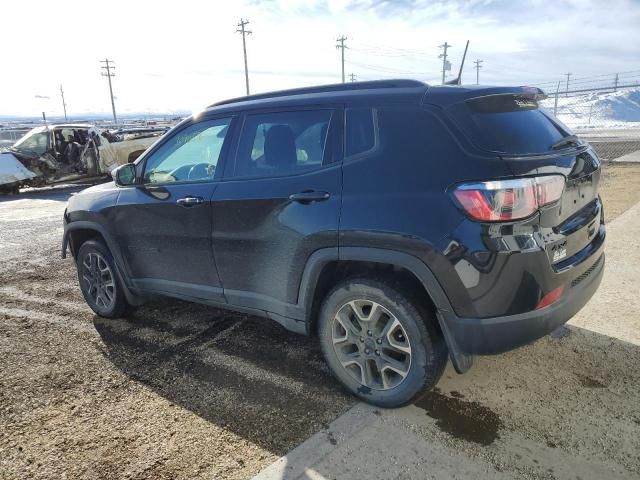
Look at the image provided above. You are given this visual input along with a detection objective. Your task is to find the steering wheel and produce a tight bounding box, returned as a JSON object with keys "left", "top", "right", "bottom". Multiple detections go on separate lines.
{"left": 187, "top": 163, "right": 215, "bottom": 180}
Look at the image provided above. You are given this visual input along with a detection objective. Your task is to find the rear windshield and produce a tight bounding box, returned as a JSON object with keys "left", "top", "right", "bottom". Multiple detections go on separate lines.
{"left": 446, "top": 94, "right": 570, "bottom": 155}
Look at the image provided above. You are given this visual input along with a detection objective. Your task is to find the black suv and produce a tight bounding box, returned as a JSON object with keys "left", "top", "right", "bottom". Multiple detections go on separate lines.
{"left": 63, "top": 80, "right": 605, "bottom": 407}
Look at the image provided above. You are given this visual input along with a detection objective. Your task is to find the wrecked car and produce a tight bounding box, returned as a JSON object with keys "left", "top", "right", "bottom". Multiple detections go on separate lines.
{"left": 0, "top": 123, "right": 166, "bottom": 193}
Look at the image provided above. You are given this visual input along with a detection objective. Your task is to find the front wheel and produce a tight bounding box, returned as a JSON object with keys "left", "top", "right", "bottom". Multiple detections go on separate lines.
{"left": 318, "top": 277, "right": 448, "bottom": 407}
{"left": 76, "top": 239, "right": 128, "bottom": 318}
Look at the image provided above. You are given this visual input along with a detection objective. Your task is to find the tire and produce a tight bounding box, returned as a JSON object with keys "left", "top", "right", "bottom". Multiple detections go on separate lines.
{"left": 76, "top": 239, "right": 128, "bottom": 318}
{"left": 318, "top": 277, "right": 448, "bottom": 408}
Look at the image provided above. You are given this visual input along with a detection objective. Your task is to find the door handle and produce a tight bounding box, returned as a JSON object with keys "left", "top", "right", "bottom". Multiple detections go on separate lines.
{"left": 289, "top": 191, "right": 330, "bottom": 203}
{"left": 176, "top": 196, "right": 204, "bottom": 207}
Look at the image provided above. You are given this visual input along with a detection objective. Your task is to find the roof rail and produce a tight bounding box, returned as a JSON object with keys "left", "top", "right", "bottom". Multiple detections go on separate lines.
{"left": 209, "top": 79, "right": 427, "bottom": 107}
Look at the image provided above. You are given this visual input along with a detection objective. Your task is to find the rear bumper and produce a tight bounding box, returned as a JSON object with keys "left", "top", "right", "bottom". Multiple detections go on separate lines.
{"left": 446, "top": 252, "right": 605, "bottom": 355}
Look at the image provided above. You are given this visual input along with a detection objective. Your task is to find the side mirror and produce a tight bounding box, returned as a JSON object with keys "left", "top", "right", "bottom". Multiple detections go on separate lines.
{"left": 112, "top": 164, "right": 137, "bottom": 186}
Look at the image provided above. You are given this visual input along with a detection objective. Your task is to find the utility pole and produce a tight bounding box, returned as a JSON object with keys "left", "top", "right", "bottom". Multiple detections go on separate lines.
{"left": 236, "top": 19, "right": 252, "bottom": 95}
{"left": 349, "top": 73, "right": 357, "bottom": 83}
{"left": 564, "top": 72, "right": 572, "bottom": 97}
{"left": 60, "top": 85, "right": 68, "bottom": 121}
{"left": 473, "top": 59, "right": 483, "bottom": 85}
{"left": 336, "top": 36, "right": 348, "bottom": 83}
{"left": 614, "top": 73, "right": 619, "bottom": 92}
{"left": 100, "top": 59, "right": 117, "bottom": 125}
{"left": 438, "top": 42, "right": 451, "bottom": 85}
{"left": 553, "top": 80, "right": 561, "bottom": 116}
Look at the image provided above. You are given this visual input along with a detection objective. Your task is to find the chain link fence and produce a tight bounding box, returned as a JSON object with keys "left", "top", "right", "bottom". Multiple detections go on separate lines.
{"left": 540, "top": 85, "right": 640, "bottom": 161}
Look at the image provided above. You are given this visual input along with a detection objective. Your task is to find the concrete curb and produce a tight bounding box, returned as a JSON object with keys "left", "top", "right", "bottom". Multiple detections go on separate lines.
{"left": 252, "top": 404, "right": 376, "bottom": 480}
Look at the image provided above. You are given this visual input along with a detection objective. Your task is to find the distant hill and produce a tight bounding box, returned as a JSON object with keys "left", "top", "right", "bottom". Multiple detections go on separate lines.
{"left": 543, "top": 88, "right": 640, "bottom": 130}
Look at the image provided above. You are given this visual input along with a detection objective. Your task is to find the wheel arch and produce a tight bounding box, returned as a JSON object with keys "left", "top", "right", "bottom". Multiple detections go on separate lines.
{"left": 298, "top": 247, "right": 473, "bottom": 373}
{"left": 62, "top": 221, "right": 145, "bottom": 307}
{"left": 63, "top": 221, "right": 118, "bottom": 261}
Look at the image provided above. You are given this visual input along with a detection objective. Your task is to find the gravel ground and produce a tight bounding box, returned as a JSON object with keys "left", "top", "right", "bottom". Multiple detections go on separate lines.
{"left": 1, "top": 161, "right": 639, "bottom": 479}
{"left": 0, "top": 191, "right": 351, "bottom": 479}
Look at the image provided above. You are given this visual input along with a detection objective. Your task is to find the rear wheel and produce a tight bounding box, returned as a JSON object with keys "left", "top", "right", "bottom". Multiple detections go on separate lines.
{"left": 76, "top": 239, "right": 128, "bottom": 318}
{"left": 318, "top": 277, "right": 447, "bottom": 407}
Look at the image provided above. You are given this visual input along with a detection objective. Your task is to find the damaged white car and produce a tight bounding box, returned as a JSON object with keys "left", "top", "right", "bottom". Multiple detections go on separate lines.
{"left": 0, "top": 123, "right": 166, "bottom": 193}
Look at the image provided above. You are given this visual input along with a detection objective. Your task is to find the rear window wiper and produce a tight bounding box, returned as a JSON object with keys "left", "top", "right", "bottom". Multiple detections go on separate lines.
{"left": 551, "top": 134, "right": 580, "bottom": 150}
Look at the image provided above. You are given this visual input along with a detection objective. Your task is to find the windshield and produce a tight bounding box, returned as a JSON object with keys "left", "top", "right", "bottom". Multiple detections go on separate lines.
{"left": 12, "top": 128, "right": 49, "bottom": 155}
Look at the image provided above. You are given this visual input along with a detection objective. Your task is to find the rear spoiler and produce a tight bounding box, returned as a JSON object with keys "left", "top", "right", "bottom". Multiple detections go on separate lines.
{"left": 422, "top": 86, "right": 548, "bottom": 107}
{"left": 478, "top": 87, "right": 549, "bottom": 100}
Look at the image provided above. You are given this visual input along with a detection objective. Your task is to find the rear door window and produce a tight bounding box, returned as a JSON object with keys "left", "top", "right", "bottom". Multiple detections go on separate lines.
{"left": 234, "top": 109, "right": 332, "bottom": 178}
{"left": 345, "top": 108, "right": 378, "bottom": 157}
{"left": 446, "top": 94, "right": 569, "bottom": 155}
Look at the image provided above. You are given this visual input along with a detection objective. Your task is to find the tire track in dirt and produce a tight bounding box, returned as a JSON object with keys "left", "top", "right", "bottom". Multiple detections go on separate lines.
{"left": 0, "top": 286, "right": 90, "bottom": 314}
{"left": 0, "top": 307, "right": 95, "bottom": 334}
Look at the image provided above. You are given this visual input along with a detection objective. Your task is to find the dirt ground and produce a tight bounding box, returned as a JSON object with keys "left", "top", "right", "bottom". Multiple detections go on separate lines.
{"left": 1, "top": 161, "right": 639, "bottom": 480}
{"left": 0, "top": 191, "right": 352, "bottom": 480}
{"left": 598, "top": 162, "right": 640, "bottom": 220}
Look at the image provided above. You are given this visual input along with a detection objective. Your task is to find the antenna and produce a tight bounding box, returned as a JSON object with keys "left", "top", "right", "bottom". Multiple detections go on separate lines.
{"left": 456, "top": 40, "right": 470, "bottom": 85}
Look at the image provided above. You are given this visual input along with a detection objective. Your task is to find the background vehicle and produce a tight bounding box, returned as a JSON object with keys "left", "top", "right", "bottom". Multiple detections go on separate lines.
{"left": 62, "top": 80, "right": 605, "bottom": 407}
{"left": 0, "top": 124, "right": 165, "bottom": 193}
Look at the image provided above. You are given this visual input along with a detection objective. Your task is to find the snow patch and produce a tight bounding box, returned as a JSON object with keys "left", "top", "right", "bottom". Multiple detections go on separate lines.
{"left": 542, "top": 88, "right": 640, "bottom": 130}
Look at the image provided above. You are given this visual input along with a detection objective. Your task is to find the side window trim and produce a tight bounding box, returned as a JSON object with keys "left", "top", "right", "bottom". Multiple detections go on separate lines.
{"left": 139, "top": 115, "right": 236, "bottom": 186}
{"left": 344, "top": 107, "right": 380, "bottom": 161}
{"left": 226, "top": 106, "right": 338, "bottom": 181}
{"left": 323, "top": 106, "right": 344, "bottom": 166}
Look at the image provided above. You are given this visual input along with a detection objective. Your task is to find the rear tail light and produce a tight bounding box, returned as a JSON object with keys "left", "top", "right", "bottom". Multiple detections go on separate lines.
{"left": 453, "top": 175, "right": 565, "bottom": 222}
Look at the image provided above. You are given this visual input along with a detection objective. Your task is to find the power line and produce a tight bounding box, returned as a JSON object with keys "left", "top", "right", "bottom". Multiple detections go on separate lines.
{"left": 566, "top": 69, "right": 640, "bottom": 83}
{"left": 438, "top": 42, "right": 451, "bottom": 85}
{"left": 473, "top": 59, "right": 483, "bottom": 85}
{"left": 529, "top": 69, "right": 640, "bottom": 89}
{"left": 350, "top": 46, "right": 430, "bottom": 59}
{"left": 356, "top": 42, "right": 434, "bottom": 57}
{"left": 60, "top": 85, "right": 67, "bottom": 121}
{"left": 100, "top": 59, "right": 117, "bottom": 125}
{"left": 484, "top": 66, "right": 640, "bottom": 88}
{"left": 236, "top": 19, "right": 252, "bottom": 95}
{"left": 336, "top": 35, "right": 348, "bottom": 83}
{"left": 344, "top": 59, "right": 430, "bottom": 75}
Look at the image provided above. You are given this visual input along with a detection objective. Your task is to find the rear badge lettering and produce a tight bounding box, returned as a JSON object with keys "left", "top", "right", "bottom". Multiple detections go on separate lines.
{"left": 553, "top": 246, "right": 567, "bottom": 262}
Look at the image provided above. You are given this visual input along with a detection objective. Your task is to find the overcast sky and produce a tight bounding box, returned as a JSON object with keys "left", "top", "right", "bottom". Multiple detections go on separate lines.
{"left": 1, "top": 0, "right": 639, "bottom": 117}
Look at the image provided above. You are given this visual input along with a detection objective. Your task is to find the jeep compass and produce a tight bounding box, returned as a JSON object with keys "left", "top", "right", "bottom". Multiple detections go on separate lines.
{"left": 63, "top": 80, "right": 605, "bottom": 407}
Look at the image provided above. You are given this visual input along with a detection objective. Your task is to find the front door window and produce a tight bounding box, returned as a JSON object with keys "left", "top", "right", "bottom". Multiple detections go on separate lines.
{"left": 143, "top": 118, "right": 232, "bottom": 184}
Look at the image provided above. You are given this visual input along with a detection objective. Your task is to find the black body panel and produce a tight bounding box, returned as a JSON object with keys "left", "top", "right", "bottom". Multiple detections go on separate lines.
{"left": 212, "top": 164, "right": 342, "bottom": 308}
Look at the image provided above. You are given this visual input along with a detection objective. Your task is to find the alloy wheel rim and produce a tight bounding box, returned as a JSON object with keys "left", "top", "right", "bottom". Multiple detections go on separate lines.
{"left": 331, "top": 299, "right": 412, "bottom": 391}
{"left": 81, "top": 252, "right": 116, "bottom": 310}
